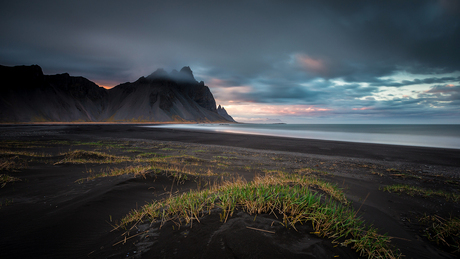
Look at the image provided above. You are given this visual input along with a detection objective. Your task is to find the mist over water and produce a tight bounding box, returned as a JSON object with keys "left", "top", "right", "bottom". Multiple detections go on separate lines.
{"left": 147, "top": 124, "right": 460, "bottom": 149}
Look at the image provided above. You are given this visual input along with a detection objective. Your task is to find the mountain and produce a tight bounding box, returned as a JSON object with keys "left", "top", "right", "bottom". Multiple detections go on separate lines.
{"left": 0, "top": 65, "right": 234, "bottom": 123}
{"left": 217, "top": 105, "right": 235, "bottom": 122}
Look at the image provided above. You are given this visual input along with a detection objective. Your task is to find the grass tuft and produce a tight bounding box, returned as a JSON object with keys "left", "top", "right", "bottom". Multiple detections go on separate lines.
{"left": 0, "top": 156, "right": 28, "bottom": 171}
{"left": 0, "top": 174, "right": 21, "bottom": 188}
{"left": 420, "top": 215, "right": 460, "bottom": 254}
{"left": 0, "top": 149, "right": 50, "bottom": 157}
{"left": 55, "top": 150, "right": 129, "bottom": 164}
{"left": 117, "top": 172, "right": 400, "bottom": 258}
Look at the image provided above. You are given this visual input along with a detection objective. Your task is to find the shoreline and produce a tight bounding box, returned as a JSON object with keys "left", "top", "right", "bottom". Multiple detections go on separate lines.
{"left": 1, "top": 124, "right": 460, "bottom": 168}
{"left": 3, "top": 122, "right": 459, "bottom": 150}
{"left": 146, "top": 124, "right": 460, "bottom": 150}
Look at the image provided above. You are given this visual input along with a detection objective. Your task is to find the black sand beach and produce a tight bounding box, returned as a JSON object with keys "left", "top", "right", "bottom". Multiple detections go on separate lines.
{"left": 1, "top": 124, "right": 459, "bottom": 259}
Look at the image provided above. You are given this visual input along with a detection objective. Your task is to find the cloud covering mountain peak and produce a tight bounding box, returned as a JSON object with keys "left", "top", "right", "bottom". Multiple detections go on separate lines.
{"left": 147, "top": 66, "right": 197, "bottom": 83}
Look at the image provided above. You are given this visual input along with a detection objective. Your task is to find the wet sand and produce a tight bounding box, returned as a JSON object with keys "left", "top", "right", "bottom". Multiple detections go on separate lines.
{"left": 0, "top": 124, "right": 459, "bottom": 258}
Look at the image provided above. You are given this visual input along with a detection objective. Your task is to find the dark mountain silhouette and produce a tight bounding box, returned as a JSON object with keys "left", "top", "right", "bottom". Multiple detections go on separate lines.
{"left": 217, "top": 105, "right": 235, "bottom": 122}
{"left": 0, "top": 65, "right": 234, "bottom": 123}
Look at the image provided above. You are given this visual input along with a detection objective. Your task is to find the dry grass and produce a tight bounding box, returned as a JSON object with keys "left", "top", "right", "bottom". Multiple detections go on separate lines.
{"left": 0, "top": 174, "right": 21, "bottom": 188}
{"left": 381, "top": 184, "right": 460, "bottom": 202}
{"left": 54, "top": 150, "right": 129, "bottom": 165}
{"left": 0, "top": 149, "right": 50, "bottom": 157}
{"left": 76, "top": 158, "right": 219, "bottom": 183}
{"left": 420, "top": 215, "right": 460, "bottom": 254}
{"left": 0, "top": 156, "right": 28, "bottom": 171}
{"left": 117, "top": 172, "right": 401, "bottom": 259}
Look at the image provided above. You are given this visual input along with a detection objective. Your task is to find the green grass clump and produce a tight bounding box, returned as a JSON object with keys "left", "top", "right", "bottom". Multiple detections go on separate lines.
{"left": 54, "top": 150, "right": 129, "bottom": 165}
{"left": 261, "top": 170, "right": 347, "bottom": 204}
{"left": 0, "top": 174, "right": 21, "bottom": 188}
{"left": 420, "top": 215, "right": 460, "bottom": 254}
{"left": 118, "top": 172, "right": 400, "bottom": 259}
{"left": 381, "top": 184, "right": 460, "bottom": 202}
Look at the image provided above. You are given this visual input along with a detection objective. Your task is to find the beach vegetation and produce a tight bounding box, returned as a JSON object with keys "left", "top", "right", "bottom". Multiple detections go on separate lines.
{"left": 117, "top": 172, "right": 400, "bottom": 259}
{"left": 136, "top": 152, "right": 166, "bottom": 158}
{"left": 54, "top": 150, "right": 129, "bottom": 164}
{"left": 0, "top": 156, "right": 28, "bottom": 171}
{"left": 76, "top": 159, "right": 220, "bottom": 183}
{"left": 0, "top": 174, "right": 21, "bottom": 188}
{"left": 213, "top": 155, "right": 236, "bottom": 160}
{"left": 193, "top": 149, "right": 206, "bottom": 153}
{"left": 295, "top": 167, "right": 330, "bottom": 175}
{"left": 168, "top": 154, "right": 206, "bottom": 163}
{"left": 371, "top": 171, "right": 384, "bottom": 177}
{"left": 380, "top": 184, "right": 460, "bottom": 202}
{"left": 0, "top": 149, "right": 50, "bottom": 157}
{"left": 420, "top": 214, "right": 460, "bottom": 254}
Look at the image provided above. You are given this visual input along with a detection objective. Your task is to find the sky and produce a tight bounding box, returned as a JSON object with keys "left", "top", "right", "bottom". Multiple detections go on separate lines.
{"left": 1, "top": 0, "right": 460, "bottom": 124}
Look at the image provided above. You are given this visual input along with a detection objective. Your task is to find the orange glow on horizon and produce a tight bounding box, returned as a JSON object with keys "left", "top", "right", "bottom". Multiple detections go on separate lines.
{"left": 99, "top": 85, "right": 115, "bottom": 89}
{"left": 94, "top": 81, "right": 117, "bottom": 89}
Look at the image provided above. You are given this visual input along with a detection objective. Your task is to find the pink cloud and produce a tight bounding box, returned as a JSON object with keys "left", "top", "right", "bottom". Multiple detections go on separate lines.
{"left": 208, "top": 78, "right": 230, "bottom": 88}
{"left": 295, "top": 54, "right": 327, "bottom": 74}
{"left": 226, "top": 104, "right": 331, "bottom": 117}
{"left": 352, "top": 107, "right": 373, "bottom": 111}
{"left": 424, "top": 84, "right": 459, "bottom": 94}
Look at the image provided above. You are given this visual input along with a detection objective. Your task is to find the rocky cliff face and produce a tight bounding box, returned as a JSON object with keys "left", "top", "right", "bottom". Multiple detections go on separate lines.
{"left": 146, "top": 66, "right": 217, "bottom": 113}
{"left": 0, "top": 65, "right": 234, "bottom": 123}
{"left": 217, "top": 105, "right": 235, "bottom": 122}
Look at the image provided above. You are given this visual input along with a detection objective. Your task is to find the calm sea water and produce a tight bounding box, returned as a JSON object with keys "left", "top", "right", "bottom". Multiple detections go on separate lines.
{"left": 147, "top": 124, "right": 460, "bottom": 149}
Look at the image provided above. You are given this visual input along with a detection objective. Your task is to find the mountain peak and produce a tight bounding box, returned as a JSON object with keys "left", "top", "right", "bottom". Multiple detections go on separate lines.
{"left": 175, "top": 66, "right": 196, "bottom": 82}
{"left": 146, "top": 66, "right": 196, "bottom": 83}
{"left": 147, "top": 68, "right": 169, "bottom": 80}
{"left": 217, "top": 104, "right": 235, "bottom": 122}
{"left": 179, "top": 66, "right": 193, "bottom": 76}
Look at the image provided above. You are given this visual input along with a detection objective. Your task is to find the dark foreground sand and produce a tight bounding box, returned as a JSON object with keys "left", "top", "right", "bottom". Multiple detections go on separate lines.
{"left": 0, "top": 124, "right": 459, "bottom": 259}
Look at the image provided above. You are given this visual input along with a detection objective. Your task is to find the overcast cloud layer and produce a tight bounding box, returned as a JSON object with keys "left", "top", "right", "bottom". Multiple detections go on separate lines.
{"left": 1, "top": 0, "right": 459, "bottom": 123}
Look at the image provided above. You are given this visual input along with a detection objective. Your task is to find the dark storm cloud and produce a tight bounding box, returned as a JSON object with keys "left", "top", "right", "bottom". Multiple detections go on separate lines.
{"left": 241, "top": 84, "right": 323, "bottom": 104}
{"left": 420, "top": 84, "right": 460, "bottom": 102}
{"left": 1, "top": 0, "right": 460, "bottom": 121}
{"left": 2, "top": 0, "right": 458, "bottom": 78}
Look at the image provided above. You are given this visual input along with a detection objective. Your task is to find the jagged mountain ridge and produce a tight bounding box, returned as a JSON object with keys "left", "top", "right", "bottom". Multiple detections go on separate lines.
{"left": 0, "top": 65, "right": 234, "bottom": 123}
{"left": 217, "top": 105, "right": 235, "bottom": 122}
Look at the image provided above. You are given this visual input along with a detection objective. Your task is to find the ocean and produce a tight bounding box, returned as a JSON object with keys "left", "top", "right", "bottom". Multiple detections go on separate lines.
{"left": 147, "top": 124, "right": 460, "bottom": 149}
